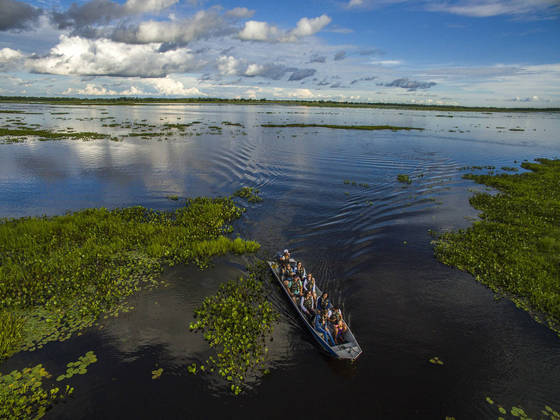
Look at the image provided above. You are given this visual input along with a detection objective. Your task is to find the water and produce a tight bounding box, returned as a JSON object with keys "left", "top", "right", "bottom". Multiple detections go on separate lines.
{"left": 1, "top": 103, "right": 559, "bottom": 418}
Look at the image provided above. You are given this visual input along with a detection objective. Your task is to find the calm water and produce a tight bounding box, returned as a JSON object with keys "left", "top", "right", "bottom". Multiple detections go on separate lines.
{"left": 1, "top": 103, "right": 559, "bottom": 419}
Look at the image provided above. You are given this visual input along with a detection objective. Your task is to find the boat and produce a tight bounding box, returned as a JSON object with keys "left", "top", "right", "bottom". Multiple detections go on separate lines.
{"left": 268, "top": 259, "right": 363, "bottom": 361}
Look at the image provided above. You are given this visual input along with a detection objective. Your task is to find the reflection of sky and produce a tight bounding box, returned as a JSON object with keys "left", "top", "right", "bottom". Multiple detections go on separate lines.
{"left": 0, "top": 104, "right": 559, "bottom": 218}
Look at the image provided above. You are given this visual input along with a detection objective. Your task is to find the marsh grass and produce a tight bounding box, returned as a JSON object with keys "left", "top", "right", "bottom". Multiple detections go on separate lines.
{"left": 0, "top": 128, "right": 109, "bottom": 141}
{"left": 0, "top": 197, "right": 259, "bottom": 361}
{"left": 434, "top": 158, "right": 560, "bottom": 331}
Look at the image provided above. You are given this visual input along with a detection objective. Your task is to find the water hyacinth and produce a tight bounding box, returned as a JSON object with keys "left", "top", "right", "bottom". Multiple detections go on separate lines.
{"left": 188, "top": 267, "right": 278, "bottom": 395}
{"left": 0, "top": 196, "right": 259, "bottom": 361}
{"left": 433, "top": 158, "right": 560, "bottom": 332}
{"left": 0, "top": 364, "right": 73, "bottom": 419}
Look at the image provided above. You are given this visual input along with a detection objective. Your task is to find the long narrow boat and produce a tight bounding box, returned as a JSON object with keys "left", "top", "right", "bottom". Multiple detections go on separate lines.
{"left": 268, "top": 259, "right": 362, "bottom": 360}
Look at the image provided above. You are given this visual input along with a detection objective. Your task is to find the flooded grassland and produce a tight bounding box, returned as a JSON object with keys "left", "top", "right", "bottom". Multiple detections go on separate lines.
{"left": 0, "top": 103, "right": 559, "bottom": 419}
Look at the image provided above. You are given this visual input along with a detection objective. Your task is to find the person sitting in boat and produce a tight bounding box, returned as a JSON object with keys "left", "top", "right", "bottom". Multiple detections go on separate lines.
{"left": 333, "top": 318, "right": 348, "bottom": 345}
{"left": 283, "top": 269, "right": 294, "bottom": 288}
{"left": 317, "top": 292, "right": 333, "bottom": 315}
{"left": 329, "top": 307, "right": 342, "bottom": 324}
{"left": 279, "top": 249, "right": 291, "bottom": 264}
{"left": 289, "top": 276, "right": 303, "bottom": 303}
{"left": 295, "top": 261, "right": 306, "bottom": 279}
{"left": 314, "top": 309, "right": 335, "bottom": 346}
{"left": 303, "top": 273, "right": 317, "bottom": 300}
{"left": 280, "top": 262, "right": 293, "bottom": 280}
{"left": 300, "top": 290, "right": 316, "bottom": 320}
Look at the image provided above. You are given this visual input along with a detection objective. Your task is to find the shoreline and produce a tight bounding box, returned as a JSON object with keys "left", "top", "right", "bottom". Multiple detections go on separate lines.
{"left": 1, "top": 96, "right": 558, "bottom": 113}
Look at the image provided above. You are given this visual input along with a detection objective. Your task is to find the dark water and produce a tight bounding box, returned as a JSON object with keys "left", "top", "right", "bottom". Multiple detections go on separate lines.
{"left": 1, "top": 104, "right": 559, "bottom": 419}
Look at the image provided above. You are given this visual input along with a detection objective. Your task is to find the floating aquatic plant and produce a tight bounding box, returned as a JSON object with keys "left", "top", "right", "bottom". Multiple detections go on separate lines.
{"left": 0, "top": 364, "right": 73, "bottom": 419}
{"left": 0, "top": 196, "right": 259, "bottom": 360}
{"left": 434, "top": 158, "right": 560, "bottom": 333}
{"left": 188, "top": 264, "right": 278, "bottom": 395}
{"left": 151, "top": 368, "right": 163, "bottom": 380}
{"left": 397, "top": 174, "right": 412, "bottom": 184}
{"left": 485, "top": 396, "right": 559, "bottom": 420}
{"left": 56, "top": 351, "right": 98, "bottom": 381}
{"left": 233, "top": 187, "right": 263, "bottom": 203}
{"left": 429, "top": 356, "right": 444, "bottom": 365}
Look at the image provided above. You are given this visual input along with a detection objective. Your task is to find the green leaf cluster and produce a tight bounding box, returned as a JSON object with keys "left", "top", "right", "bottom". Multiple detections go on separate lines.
{"left": 0, "top": 196, "right": 259, "bottom": 360}
{"left": 188, "top": 266, "right": 278, "bottom": 395}
{"left": 397, "top": 174, "right": 412, "bottom": 184}
{"left": 434, "top": 158, "right": 560, "bottom": 331}
{"left": 233, "top": 187, "right": 263, "bottom": 203}
{"left": 485, "top": 396, "right": 559, "bottom": 420}
{"left": 56, "top": 351, "right": 98, "bottom": 381}
{"left": 0, "top": 364, "right": 73, "bottom": 419}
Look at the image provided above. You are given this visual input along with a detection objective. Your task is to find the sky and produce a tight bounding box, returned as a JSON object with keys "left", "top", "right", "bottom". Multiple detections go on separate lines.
{"left": 0, "top": 0, "right": 559, "bottom": 106}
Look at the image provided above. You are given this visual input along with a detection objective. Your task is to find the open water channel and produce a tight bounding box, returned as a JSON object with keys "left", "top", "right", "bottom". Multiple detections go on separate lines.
{"left": 1, "top": 103, "right": 559, "bottom": 419}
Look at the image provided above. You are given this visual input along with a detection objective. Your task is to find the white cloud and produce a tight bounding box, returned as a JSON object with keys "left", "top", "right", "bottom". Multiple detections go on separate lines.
{"left": 126, "top": 10, "right": 230, "bottom": 44}
{"left": 0, "top": 47, "right": 24, "bottom": 72}
{"left": 370, "top": 60, "right": 402, "bottom": 65}
{"left": 217, "top": 55, "right": 243, "bottom": 76}
{"left": 124, "top": 0, "right": 179, "bottom": 13}
{"left": 64, "top": 84, "right": 118, "bottom": 95}
{"left": 145, "top": 76, "right": 205, "bottom": 96}
{"left": 27, "top": 35, "right": 199, "bottom": 77}
{"left": 238, "top": 14, "right": 331, "bottom": 42}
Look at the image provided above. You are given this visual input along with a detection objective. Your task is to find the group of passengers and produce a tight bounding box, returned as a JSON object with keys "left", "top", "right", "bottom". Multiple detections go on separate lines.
{"left": 278, "top": 249, "right": 348, "bottom": 346}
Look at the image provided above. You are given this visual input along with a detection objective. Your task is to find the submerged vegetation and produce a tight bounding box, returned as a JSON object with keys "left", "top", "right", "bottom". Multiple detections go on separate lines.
{"left": 261, "top": 123, "right": 423, "bottom": 131}
{"left": 0, "top": 196, "right": 259, "bottom": 362}
{"left": 188, "top": 265, "right": 278, "bottom": 395}
{"left": 434, "top": 158, "right": 560, "bottom": 331}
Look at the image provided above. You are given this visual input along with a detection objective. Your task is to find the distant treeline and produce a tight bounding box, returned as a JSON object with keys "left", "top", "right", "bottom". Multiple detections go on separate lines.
{"left": 0, "top": 96, "right": 558, "bottom": 113}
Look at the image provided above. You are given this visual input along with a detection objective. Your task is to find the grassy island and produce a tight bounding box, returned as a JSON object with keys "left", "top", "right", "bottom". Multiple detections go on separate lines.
{"left": 434, "top": 158, "right": 560, "bottom": 331}
{"left": 261, "top": 123, "right": 423, "bottom": 131}
{"left": 0, "top": 196, "right": 259, "bottom": 361}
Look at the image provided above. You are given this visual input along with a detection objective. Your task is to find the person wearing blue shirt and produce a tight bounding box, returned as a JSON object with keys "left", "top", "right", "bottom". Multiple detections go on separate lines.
{"left": 314, "top": 309, "right": 335, "bottom": 346}
{"left": 317, "top": 292, "right": 333, "bottom": 313}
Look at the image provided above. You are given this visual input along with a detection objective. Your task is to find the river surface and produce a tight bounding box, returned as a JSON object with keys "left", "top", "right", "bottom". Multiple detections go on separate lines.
{"left": 1, "top": 103, "right": 559, "bottom": 419}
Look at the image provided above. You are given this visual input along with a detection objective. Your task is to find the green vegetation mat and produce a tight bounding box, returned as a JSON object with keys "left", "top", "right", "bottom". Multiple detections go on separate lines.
{"left": 0, "top": 196, "right": 259, "bottom": 361}
{"left": 188, "top": 263, "right": 277, "bottom": 395}
{"left": 261, "top": 123, "right": 423, "bottom": 131}
{"left": 433, "top": 158, "right": 560, "bottom": 331}
{"left": 0, "top": 128, "right": 109, "bottom": 141}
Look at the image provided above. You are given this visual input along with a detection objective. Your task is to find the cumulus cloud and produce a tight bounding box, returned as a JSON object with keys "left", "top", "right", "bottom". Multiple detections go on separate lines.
{"left": 28, "top": 35, "right": 199, "bottom": 77}
{"left": 0, "top": 0, "right": 41, "bottom": 31}
{"left": 384, "top": 78, "right": 436, "bottom": 90}
{"left": 145, "top": 76, "right": 205, "bottom": 96}
{"left": 52, "top": 0, "right": 178, "bottom": 30}
{"left": 111, "top": 9, "right": 231, "bottom": 45}
{"left": 238, "top": 14, "right": 331, "bottom": 42}
{"left": 0, "top": 47, "right": 24, "bottom": 71}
